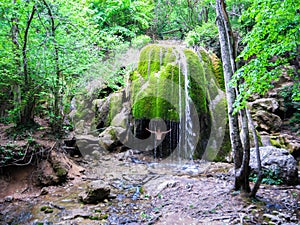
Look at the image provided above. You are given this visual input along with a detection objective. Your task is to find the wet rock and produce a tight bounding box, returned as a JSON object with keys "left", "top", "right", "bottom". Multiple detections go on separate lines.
{"left": 62, "top": 208, "right": 91, "bottom": 220}
{"left": 4, "top": 196, "right": 13, "bottom": 202}
{"left": 40, "top": 187, "right": 49, "bottom": 195}
{"left": 98, "top": 126, "right": 126, "bottom": 152}
{"left": 91, "top": 150, "right": 101, "bottom": 160}
{"left": 144, "top": 177, "right": 179, "bottom": 197}
{"left": 253, "top": 110, "right": 282, "bottom": 133}
{"left": 250, "top": 146, "right": 298, "bottom": 185}
{"left": 79, "top": 180, "right": 111, "bottom": 204}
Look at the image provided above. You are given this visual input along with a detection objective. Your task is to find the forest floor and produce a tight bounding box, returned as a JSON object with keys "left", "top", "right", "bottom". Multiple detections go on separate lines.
{"left": 0, "top": 122, "right": 300, "bottom": 224}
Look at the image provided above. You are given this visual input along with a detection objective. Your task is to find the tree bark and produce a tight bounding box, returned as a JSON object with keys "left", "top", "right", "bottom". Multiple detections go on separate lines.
{"left": 247, "top": 108, "right": 263, "bottom": 197}
{"left": 216, "top": 0, "right": 244, "bottom": 191}
{"left": 11, "top": 0, "right": 22, "bottom": 123}
{"left": 42, "top": 0, "right": 63, "bottom": 135}
{"left": 19, "top": 4, "right": 36, "bottom": 125}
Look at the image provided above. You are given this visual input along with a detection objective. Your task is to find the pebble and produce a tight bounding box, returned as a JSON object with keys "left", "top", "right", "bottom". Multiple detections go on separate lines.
{"left": 263, "top": 213, "right": 280, "bottom": 222}
{"left": 4, "top": 196, "right": 13, "bottom": 202}
{"left": 40, "top": 187, "right": 49, "bottom": 195}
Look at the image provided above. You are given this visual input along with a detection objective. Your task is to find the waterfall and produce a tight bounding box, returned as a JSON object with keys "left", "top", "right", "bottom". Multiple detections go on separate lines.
{"left": 176, "top": 48, "right": 196, "bottom": 161}
{"left": 130, "top": 43, "right": 225, "bottom": 162}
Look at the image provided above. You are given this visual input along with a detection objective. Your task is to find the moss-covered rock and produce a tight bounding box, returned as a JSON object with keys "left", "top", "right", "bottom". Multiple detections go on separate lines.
{"left": 132, "top": 45, "right": 209, "bottom": 122}
{"left": 97, "top": 43, "right": 229, "bottom": 160}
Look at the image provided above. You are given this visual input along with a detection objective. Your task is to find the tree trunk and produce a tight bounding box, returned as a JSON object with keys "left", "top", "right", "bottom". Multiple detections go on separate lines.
{"left": 247, "top": 108, "right": 263, "bottom": 197}
{"left": 11, "top": 0, "right": 22, "bottom": 123}
{"left": 19, "top": 4, "right": 36, "bottom": 126}
{"left": 216, "top": 0, "right": 245, "bottom": 191}
{"left": 42, "top": 0, "right": 63, "bottom": 135}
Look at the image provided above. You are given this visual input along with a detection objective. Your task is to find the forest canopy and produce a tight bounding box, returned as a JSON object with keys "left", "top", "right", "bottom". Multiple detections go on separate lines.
{"left": 0, "top": 0, "right": 299, "bottom": 134}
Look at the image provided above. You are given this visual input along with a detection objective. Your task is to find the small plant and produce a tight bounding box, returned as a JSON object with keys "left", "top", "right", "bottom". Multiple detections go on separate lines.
{"left": 131, "top": 35, "right": 152, "bottom": 49}
{"left": 140, "top": 211, "right": 152, "bottom": 219}
{"left": 249, "top": 168, "right": 283, "bottom": 185}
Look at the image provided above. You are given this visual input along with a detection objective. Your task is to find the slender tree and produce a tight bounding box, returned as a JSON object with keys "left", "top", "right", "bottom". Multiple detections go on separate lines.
{"left": 216, "top": 0, "right": 261, "bottom": 194}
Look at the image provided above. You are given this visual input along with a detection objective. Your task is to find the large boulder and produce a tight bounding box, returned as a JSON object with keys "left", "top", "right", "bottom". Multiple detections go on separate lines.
{"left": 79, "top": 180, "right": 110, "bottom": 204}
{"left": 94, "top": 44, "right": 229, "bottom": 160}
{"left": 248, "top": 98, "right": 281, "bottom": 113}
{"left": 98, "top": 126, "right": 127, "bottom": 152}
{"left": 249, "top": 146, "right": 298, "bottom": 185}
{"left": 252, "top": 110, "right": 282, "bottom": 133}
{"left": 76, "top": 134, "right": 102, "bottom": 156}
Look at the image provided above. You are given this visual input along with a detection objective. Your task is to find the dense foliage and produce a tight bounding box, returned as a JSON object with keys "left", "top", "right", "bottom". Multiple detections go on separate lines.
{"left": 0, "top": 0, "right": 298, "bottom": 136}
{"left": 233, "top": 0, "right": 300, "bottom": 108}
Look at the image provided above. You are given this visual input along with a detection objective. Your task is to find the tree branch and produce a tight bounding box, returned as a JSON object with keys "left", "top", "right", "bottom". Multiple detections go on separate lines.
{"left": 22, "top": 4, "right": 36, "bottom": 87}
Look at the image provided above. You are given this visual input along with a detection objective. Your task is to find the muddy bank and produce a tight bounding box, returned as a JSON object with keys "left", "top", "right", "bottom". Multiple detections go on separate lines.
{"left": 0, "top": 153, "right": 299, "bottom": 225}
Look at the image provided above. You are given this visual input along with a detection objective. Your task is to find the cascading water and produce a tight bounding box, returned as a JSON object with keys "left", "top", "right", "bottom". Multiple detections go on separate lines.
{"left": 177, "top": 48, "right": 195, "bottom": 160}
{"left": 129, "top": 43, "right": 226, "bottom": 163}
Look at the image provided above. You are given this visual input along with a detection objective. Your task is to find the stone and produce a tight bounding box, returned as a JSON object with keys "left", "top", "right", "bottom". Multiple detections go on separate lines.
{"left": 94, "top": 98, "right": 111, "bottom": 129}
{"left": 78, "top": 180, "right": 110, "bottom": 204}
{"left": 263, "top": 214, "right": 280, "bottom": 223}
{"left": 250, "top": 146, "right": 298, "bottom": 185}
{"left": 40, "top": 187, "right": 49, "bottom": 195}
{"left": 98, "top": 126, "right": 126, "bottom": 152}
{"left": 4, "top": 196, "right": 13, "bottom": 202}
{"left": 91, "top": 150, "right": 101, "bottom": 160}
{"left": 253, "top": 110, "right": 282, "bottom": 133}
{"left": 76, "top": 134, "right": 101, "bottom": 156}
{"left": 248, "top": 98, "right": 280, "bottom": 113}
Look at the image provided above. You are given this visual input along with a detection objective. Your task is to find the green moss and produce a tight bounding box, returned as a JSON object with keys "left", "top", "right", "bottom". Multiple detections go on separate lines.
{"left": 184, "top": 49, "right": 207, "bottom": 114}
{"left": 40, "top": 206, "right": 48, "bottom": 211}
{"left": 211, "top": 53, "right": 225, "bottom": 91}
{"left": 100, "top": 214, "right": 109, "bottom": 219}
{"left": 109, "top": 92, "right": 123, "bottom": 123}
{"left": 163, "top": 47, "right": 176, "bottom": 65}
{"left": 138, "top": 45, "right": 165, "bottom": 79}
{"left": 270, "top": 136, "right": 284, "bottom": 148}
{"left": 133, "top": 46, "right": 183, "bottom": 121}
{"left": 44, "top": 208, "right": 53, "bottom": 214}
{"left": 129, "top": 71, "right": 141, "bottom": 81}
{"left": 52, "top": 161, "right": 67, "bottom": 180}
{"left": 132, "top": 46, "right": 211, "bottom": 122}
{"left": 89, "top": 216, "right": 100, "bottom": 220}
{"left": 199, "top": 50, "right": 225, "bottom": 93}
{"left": 215, "top": 122, "right": 231, "bottom": 162}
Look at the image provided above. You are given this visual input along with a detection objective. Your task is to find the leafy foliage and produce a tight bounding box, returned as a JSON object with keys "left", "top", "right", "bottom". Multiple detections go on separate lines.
{"left": 151, "top": 0, "right": 214, "bottom": 39}
{"left": 249, "top": 168, "right": 283, "bottom": 185}
{"left": 185, "top": 21, "right": 219, "bottom": 52}
{"left": 88, "top": 0, "right": 154, "bottom": 43}
{"left": 131, "top": 35, "right": 152, "bottom": 49}
{"left": 281, "top": 86, "right": 300, "bottom": 133}
{"left": 0, "top": 0, "right": 100, "bottom": 133}
{"left": 232, "top": 0, "right": 300, "bottom": 109}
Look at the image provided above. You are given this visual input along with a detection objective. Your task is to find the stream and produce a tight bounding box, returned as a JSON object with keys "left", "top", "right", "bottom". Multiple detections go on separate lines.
{"left": 0, "top": 151, "right": 299, "bottom": 225}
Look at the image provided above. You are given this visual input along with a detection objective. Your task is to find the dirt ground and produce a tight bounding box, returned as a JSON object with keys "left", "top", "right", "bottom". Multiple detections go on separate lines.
{"left": 0, "top": 121, "right": 299, "bottom": 224}
{"left": 0, "top": 153, "right": 299, "bottom": 225}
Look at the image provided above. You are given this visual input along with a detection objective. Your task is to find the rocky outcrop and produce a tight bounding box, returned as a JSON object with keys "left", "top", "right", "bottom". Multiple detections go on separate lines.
{"left": 270, "top": 134, "right": 300, "bottom": 160}
{"left": 38, "top": 151, "right": 84, "bottom": 186}
{"left": 98, "top": 126, "right": 127, "bottom": 152}
{"left": 79, "top": 180, "right": 111, "bottom": 204}
{"left": 96, "top": 44, "right": 229, "bottom": 160}
{"left": 249, "top": 146, "right": 298, "bottom": 185}
{"left": 248, "top": 98, "right": 283, "bottom": 133}
{"left": 247, "top": 71, "right": 300, "bottom": 158}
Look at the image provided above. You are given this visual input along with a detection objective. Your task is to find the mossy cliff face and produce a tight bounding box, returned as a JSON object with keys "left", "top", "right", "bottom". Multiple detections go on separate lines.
{"left": 131, "top": 45, "right": 208, "bottom": 122}
{"left": 96, "top": 44, "right": 230, "bottom": 160}
{"left": 130, "top": 44, "right": 227, "bottom": 158}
